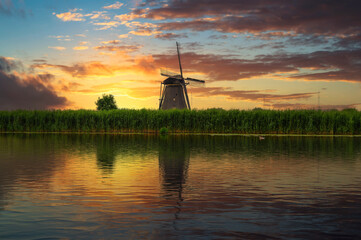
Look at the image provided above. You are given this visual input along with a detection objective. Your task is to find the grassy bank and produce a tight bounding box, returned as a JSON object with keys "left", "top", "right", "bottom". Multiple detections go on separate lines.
{"left": 0, "top": 108, "right": 360, "bottom": 135}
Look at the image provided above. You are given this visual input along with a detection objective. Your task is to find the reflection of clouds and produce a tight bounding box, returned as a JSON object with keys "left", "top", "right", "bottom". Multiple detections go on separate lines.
{"left": 0, "top": 134, "right": 67, "bottom": 210}
{"left": 1, "top": 135, "right": 361, "bottom": 239}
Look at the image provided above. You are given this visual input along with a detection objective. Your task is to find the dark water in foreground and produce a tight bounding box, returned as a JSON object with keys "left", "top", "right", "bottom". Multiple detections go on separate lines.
{"left": 0, "top": 134, "right": 361, "bottom": 239}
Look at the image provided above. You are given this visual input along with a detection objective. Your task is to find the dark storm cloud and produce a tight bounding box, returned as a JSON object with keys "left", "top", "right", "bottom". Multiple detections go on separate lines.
{"left": 0, "top": 57, "right": 69, "bottom": 110}
{"left": 138, "top": 49, "right": 361, "bottom": 82}
{"left": 135, "top": 0, "right": 361, "bottom": 37}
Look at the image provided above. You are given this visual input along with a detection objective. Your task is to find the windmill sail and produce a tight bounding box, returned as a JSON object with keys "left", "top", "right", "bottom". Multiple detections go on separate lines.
{"left": 160, "top": 69, "right": 181, "bottom": 79}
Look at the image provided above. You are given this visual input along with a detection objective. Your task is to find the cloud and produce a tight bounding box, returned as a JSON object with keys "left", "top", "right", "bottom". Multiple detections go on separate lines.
{"left": 32, "top": 59, "right": 47, "bottom": 64}
{"left": 93, "top": 21, "right": 120, "bottom": 30}
{"left": 114, "top": 10, "right": 147, "bottom": 21}
{"left": 0, "top": 0, "right": 28, "bottom": 18}
{"left": 0, "top": 56, "right": 23, "bottom": 72}
{"left": 190, "top": 87, "right": 316, "bottom": 103}
{"left": 287, "top": 49, "right": 361, "bottom": 82}
{"left": 209, "top": 34, "right": 228, "bottom": 40}
{"left": 93, "top": 43, "right": 141, "bottom": 53}
{"left": 103, "top": 1, "right": 123, "bottom": 10}
{"left": 134, "top": 0, "right": 361, "bottom": 37}
{"left": 86, "top": 11, "right": 110, "bottom": 20}
{"left": 271, "top": 103, "right": 360, "bottom": 110}
{"left": 53, "top": 8, "right": 85, "bottom": 22}
{"left": 100, "top": 40, "right": 120, "bottom": 45}
{"left": 129, "top": 29, "right": 162, "bottom": 36}
{"left": 48, "top": 46, "right": 66, "bottom": 51}
{"left": 73, "top": 46, "right": 88, "bottom": 50}
{"left": 154, "top": 32, "right": 188, "bottom": 40}
{"left": 118, "top": 34, "right": 128, "bottom": 39}
{"left": 124, "top": 21, "right": 162, "bottom": 36}
{"left": 132, "top": 0, "right": 361, "bottom": 51}
{"left": 0, "top": 57, "right": 69, "bottom": 110}
{"left": 135, "top": 49, "right": 361, "bottom": 82}
{"left": 49, "top": 35, "right": 72, "bottom": 41}
{"left": 32, "top": 61, "right": 129, "bottom": 78}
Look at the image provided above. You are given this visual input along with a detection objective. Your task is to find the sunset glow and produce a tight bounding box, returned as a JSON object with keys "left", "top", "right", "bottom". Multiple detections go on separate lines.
{"left": 1, "top": 0, "right": 360, "bottom": 110}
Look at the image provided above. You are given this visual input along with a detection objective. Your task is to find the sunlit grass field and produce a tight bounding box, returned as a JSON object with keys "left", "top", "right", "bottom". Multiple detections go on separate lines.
{"left": 0, "top": 108, "right": 360, "bottom": 134}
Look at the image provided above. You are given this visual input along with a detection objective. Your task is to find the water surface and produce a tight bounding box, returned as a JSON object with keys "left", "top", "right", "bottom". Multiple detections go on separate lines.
{"left": 0, "top": 134, "right": 361, "bottom": 239}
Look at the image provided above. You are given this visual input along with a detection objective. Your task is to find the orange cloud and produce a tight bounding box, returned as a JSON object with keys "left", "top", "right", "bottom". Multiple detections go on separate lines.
{"left": 118, "top": 34, "right": 128, "bottom": 39}
{"left": 53, "top": 8, "right": 85, "bottom": 22}
{"left": 114, "top": 11, "right": 147, "bottom": 22}
{"left": 73, "top": 46, "right": 88, "bottom": 50}
{"left": 103, "top": 1, "right": 123, "bottom": 10}
{"left": 94, "top": 21, "right": 120, "bottom": 30}
{"left": 129, "top": 29, "right": 162, "bottom": 36}
{"left": 87, "top": 11, "right": 110, "bottom": 20}
{"left": 32, "top": 61, "right": 131, "bottom": 78}
{"left": 100, "top": 40, "right": 120, "bottom": 45}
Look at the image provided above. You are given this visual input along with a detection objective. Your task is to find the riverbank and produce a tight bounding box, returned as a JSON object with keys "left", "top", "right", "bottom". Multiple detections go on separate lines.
{"left": 1, "top": 132, "right": 361, "bottom": 137}
{"left": 0, "top": 108, "right": 360, "bottom": 135}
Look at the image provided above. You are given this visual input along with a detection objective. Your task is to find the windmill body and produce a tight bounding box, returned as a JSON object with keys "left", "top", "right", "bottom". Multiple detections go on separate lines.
{"left": 159, "top": 42, "right": 205, "bottom": 110}
{"left": 159, "top": 77, "right": 188, "bottom": 110}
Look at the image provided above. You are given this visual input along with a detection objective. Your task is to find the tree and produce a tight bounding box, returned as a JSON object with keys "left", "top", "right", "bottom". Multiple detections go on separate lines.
{"left": 95, "top": 94, "right": 118, "bottom": 110}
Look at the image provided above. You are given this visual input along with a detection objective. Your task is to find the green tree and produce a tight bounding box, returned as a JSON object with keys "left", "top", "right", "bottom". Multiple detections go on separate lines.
{"left": 95, "top": 94, "right": 118, "bottom": 110}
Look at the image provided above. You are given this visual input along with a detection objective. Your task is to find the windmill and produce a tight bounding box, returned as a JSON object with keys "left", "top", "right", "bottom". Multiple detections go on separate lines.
{"left": 159, "top": 42, "right": 205, "bottom": 110}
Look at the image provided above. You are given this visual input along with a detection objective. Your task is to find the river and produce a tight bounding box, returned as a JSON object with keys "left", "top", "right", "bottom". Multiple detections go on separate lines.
{"left": 0, "top": 134, "right": 361, "bottom": 239}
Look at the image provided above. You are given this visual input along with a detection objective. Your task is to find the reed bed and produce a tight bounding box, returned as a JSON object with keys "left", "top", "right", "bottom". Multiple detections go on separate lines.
{"left": 0, "top": 108, "right": 360, "bottom": 134}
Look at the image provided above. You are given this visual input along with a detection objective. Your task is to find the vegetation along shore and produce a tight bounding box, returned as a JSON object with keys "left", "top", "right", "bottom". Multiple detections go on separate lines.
{"left": 0, "top": 108, "right": 360, "bottom": 135}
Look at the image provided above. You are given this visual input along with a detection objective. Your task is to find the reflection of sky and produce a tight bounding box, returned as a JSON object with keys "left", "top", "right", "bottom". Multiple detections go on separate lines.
{"left": 0, "top": 134, "right": 361, "bottom": 238}
{"left": 0, "top": 1, "right": 360, "bottom": 110}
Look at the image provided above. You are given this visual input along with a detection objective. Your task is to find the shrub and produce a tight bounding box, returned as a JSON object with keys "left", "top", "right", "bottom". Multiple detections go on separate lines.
{"left": 160, "top": 127, "right": 168, "bottom": 135}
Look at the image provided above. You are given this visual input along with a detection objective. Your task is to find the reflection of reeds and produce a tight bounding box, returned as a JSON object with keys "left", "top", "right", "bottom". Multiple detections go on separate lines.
{"left": 0, "top": 108, "right": 360, "bottom": 134}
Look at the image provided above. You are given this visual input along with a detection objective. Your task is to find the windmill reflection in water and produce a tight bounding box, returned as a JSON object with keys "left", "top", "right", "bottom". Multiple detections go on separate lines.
{"left": 159, "top": 42, "right": 205, "bottom": 110}
{"left": 158, "top": 136, "right": 190, "bottom": 220}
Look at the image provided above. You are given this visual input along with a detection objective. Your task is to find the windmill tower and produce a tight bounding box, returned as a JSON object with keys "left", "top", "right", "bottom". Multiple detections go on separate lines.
{"left": 159, "top": 42, "right": 205, "bottom": 110}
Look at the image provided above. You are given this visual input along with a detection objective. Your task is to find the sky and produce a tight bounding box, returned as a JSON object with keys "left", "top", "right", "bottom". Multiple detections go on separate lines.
{"left": 0, "top": 0, "right": 360, "bottom": 110}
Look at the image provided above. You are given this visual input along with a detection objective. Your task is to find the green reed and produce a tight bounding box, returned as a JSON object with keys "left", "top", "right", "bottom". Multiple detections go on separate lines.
{"left": 0, "top": 108, "right": 360, "bottom": 134}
